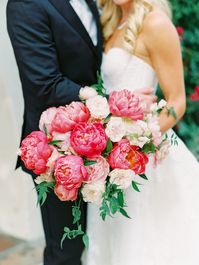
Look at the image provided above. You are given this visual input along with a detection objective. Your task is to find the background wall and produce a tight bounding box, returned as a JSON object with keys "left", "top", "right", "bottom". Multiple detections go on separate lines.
{"left": 0, "top": 0, "right": 44, "bottom": 240}
{"left": 170, "top": 0, "right": 199, "bottom": 159}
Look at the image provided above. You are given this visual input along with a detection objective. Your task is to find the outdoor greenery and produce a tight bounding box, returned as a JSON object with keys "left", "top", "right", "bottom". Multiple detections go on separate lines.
{"left": 164, "top": 0, "right": 199, "bottom": 159}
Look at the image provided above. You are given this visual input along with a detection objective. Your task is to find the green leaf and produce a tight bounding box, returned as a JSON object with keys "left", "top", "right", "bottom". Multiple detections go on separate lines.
{"left": 82, "top": 234, "right": 89, "bottom": 249}
{"left": 110, "top": 196, "right": 119, "bottom": 215}
{"left": 84, "top": 160, "right": 97, "bottom": 166}
{"left": 104, "top": 113, "right": 112, "bottom": 123}
{"left": 105, "top": 139, "right": 113, "bottom": 154}
{"left": 43, "top": 124, "right": 48, "bottom": 136}
{"left": 118, "top": 191, "right": 124, "bottom": 207}
{"left": 141, "top": 143, "right": 156, "bottom": 154}
{"left": 48, "top": 140, "right": 63, "bottom": 145}
{"left": 132, "top": 181, "right": 142, "bottom": 192}
{"left": 119, "top": 208, "right": 131, "bottom": 219}
{"left": 139, "top": 174, "right": 148, "bottom": 180}
{"left": 72, "top": 206, "right": 81, "bottom": 224}
{"left": 166, "top": 106, "right": 178, "bottom": 120}
{"left": 35, "top": 181, "right": 54, "bottom": 206}
{"left": 60, "top": 233, "right": 68, "bottom": 249}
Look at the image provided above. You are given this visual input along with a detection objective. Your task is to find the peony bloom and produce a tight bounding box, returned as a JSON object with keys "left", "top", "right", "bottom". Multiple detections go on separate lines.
{"left": 86, "top": 95, "right": 110, "bottom": 119}
{"left": 105, "top": 117, "right": 126, "bottom": 142}
{"left": 35, "top": 147, "right": 61, "bottom": 184}
{"left": 109, "top": 169, "right": 135, "bottom": 189}
{"left": 109, "top": 89, "right": 144, "bottom": 121}
{"left": 20, "top": 131, "right": 53, "bottom": 174}
{"left": 85, "top": 156, "right": 110, "bottom": 183}
{"left": 79, "top": 86, "right": 98, "bottom": 100}
{"left": 51, "top": 102, "right": 90, "bottom": 133}
{"left": 54, "top": 155, "right": 88, "bottom": 189}
{"left": 54, "top": 184, "right": 78, "bottom": 201}
{"left": 70, "top": 122, "right": 108, "bottom": 158}
{"left": 39, "top": 107, "right": 57, "bottom": 135}
{"left": 108, "top": 139, "right": 148, "bottom": 174}
{"left": 81, "top": 180, "right": 105, "bottom": 205}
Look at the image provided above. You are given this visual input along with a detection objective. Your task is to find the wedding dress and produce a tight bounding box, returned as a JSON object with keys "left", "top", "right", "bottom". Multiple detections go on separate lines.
{"left": 82, "top": 48, "right": 199, "bottom": 265}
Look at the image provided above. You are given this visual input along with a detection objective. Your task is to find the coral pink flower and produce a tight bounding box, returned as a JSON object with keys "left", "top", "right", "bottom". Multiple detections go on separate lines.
{"left": 109, "top": 89, "right": 144, "bottom": 121}
{"left": 54, "top": 184, "right": 78, "bottom": 201}
{"left": 52, "top": 102, "right": 90, "bottom": 133}
{"left": 20, "top": 131, "right": 53, "bottom": 174}
{"left": 108, "top": 139, "right": 148, "bottom": 174}
{"left": 39, "top": 107, "right": 57, "bottom": 135}
{"left": 70, "top": 122, "right": 108, "bottom": 158}
{"left": 85, "top": 156, "right": 110, "bottom": 183}
{"left": 54, "top": 155, "right": 88, "bottom": 189}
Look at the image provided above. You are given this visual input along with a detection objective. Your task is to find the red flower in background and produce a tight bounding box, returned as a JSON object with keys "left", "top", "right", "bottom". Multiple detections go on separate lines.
{"left": 176, "top": 26, "right": 184, "bottom": 40}
{"left": 190, "top": 86, "right": 199, "bottom": 101}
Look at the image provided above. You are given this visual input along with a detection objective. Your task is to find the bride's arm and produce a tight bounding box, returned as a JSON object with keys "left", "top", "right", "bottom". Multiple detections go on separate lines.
{"left": 142, "top": 11, "right": 186, "bottom": 133}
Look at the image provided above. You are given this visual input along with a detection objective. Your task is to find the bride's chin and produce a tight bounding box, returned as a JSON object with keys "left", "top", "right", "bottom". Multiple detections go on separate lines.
{"left": 112, "top": 0, "right": 132, "bottom": 6}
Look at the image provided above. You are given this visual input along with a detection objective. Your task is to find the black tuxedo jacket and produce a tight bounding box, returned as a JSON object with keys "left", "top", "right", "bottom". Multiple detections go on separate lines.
{"left": 7, "top": 0, "right": 103, "bottom": 169}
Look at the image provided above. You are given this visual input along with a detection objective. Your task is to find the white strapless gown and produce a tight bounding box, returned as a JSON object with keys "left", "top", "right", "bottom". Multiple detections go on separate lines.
{"left": 82, "top": 48, "right": 199, "bottom": 265}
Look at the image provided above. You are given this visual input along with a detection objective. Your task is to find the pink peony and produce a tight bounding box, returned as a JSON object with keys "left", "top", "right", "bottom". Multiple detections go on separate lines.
{"left": 108, "top": 139, "right": 148, "bottom": 174}
{"left": 39, "top": 107, "right": 57, "bottom": 135}
{"left": 70, "top": 122, "right": 108, "bottom": 158}
{"left": 54, "top": 184, "right": 78, "bottom": 201}
{"left": 51, "top": 102, "right": 90, "bottom": 133}
{"left": 54, "top": 155, "right": 88, "bottom": 189}
{"left": 85, "top": 156, "right": 110, "bottom": 183}
{"left": 109, "top": 89, "right": 144, "bottom": 121}
{"left": 20, "top": 131, "right": 53, "bottom": 174}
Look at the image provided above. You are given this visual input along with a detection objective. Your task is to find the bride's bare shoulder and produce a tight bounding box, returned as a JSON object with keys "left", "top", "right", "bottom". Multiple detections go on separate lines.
{"left": 141, "top": 9, "right": 180, "bottom": 51}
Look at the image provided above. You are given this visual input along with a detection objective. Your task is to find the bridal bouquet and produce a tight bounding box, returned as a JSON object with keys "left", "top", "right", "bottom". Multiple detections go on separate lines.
{"left": 18, "top": 75, "right": 172, "bottom": 247}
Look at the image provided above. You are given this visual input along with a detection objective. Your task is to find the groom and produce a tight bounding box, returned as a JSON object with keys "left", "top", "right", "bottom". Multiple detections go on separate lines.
{"left": 7, "top": 0, "right": 156, "bottom": 264}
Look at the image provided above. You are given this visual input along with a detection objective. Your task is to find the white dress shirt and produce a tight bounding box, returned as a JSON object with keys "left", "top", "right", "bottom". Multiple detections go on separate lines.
{"left": 69, "top": 0, "right": 98, "bottom": 46}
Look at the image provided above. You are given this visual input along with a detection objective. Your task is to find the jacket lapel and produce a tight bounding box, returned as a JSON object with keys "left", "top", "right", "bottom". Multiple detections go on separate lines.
{"left": 49, "top": 0, "right": 98, "bottom": 55}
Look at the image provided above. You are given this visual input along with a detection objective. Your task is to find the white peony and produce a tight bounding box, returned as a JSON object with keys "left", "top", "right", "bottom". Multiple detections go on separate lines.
{"left": 105, "top": 117, "right": 126, "bottom": 142}
{"left": 81, "top": 180, "right": 106, "bottom": 205}
{"left": 86, "top": 95, "right": 110, "bottom": 119}
{"left": 79, "top": 86, "right": 98, "bottom": 100}
{"left": 109, "top": 169, "right": 135, "bottom": 189}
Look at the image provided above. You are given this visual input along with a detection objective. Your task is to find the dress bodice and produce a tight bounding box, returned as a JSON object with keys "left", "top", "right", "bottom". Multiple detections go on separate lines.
{"left": 101, "top": 48, "right": 158, "bottom": 93}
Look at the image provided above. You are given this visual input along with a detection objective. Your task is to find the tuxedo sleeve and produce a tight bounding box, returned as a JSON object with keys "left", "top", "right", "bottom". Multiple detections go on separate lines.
{"left": 7, "top": 0, "right": 81, "bottom": 107}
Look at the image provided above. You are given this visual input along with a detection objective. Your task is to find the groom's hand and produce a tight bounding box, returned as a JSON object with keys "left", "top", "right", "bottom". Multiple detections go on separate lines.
{"left": 134, "top": 87, "right": 157, "bottom": 110}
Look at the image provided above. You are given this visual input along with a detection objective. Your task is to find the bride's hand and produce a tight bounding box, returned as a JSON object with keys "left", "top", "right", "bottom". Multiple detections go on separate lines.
{"left": 133, "top": 87, "right": 157, "bottom": 111}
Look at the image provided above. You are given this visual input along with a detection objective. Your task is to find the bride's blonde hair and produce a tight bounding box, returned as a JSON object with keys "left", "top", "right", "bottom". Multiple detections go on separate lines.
{"left": 98, "top": 0, "right": 172, "bottom": 52}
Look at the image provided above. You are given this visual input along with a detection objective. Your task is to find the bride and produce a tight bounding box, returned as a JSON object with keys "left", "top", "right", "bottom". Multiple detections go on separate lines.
{"left": 83, "top": 0, "right": 199, "bottom": 264}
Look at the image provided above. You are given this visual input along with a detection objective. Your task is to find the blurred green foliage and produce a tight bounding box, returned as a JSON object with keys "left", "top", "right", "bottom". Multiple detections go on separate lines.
{"left": 167, "top": 0, "right": 199, "bottom": 159}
